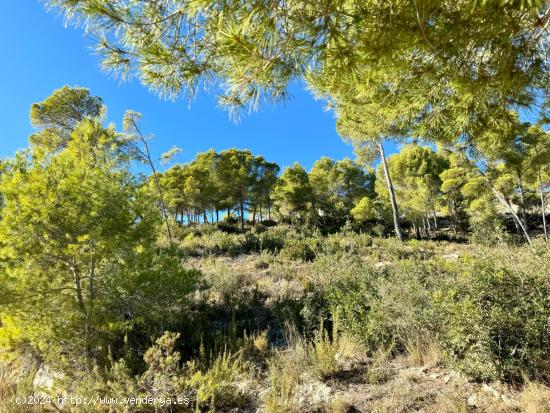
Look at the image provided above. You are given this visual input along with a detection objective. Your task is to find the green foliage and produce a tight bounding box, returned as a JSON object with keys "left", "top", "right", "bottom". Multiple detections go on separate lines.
{"left": 0, "top": 113, "right": 196, "bottom": 372}
{"left": 325, "top": 246, "right": 550, "bottom": 382}
{"left": 155, "top": 139, "right": 548, "bottom": 242}
{"left": 180, "top": 231, "right": 243, "bottom": 257}
{"left": 258, "top": 229, "right": 286, "bottom": 253}
{"left": 188, "top": 351, "right": 246, "bottom": 412}
{"left": 433, "top": 246, "right": 550, "bottom": 381}
{"left": 272, "top": 163, "right": 314, "bottom": 223}
{"left": 351, "top": 197, "right": 378, "bottom": 223}
{"left": 30, "top": 85, "right": 104, "bottom": 135}
{"left": 375, "top": 144, "right": 448, "bottom": 228}
{"left": 161, "top": 148, "right": 279, "bottom": 229}
{"left": 307, "top": 318, "right": 341, "bottom": 379}
{"left": 351, "top": 197, "right": 391, "bottom": 235}
{"left": 439, "top": 151, "right": 474, "bottom": 232}
{"left": 325, "top": 266, "right": 380, "bottom": 347}
{"left": 48, "top": 0, "right": 547, "bottom": 130}
{"left": 280, "top": 238, "right": 317, "bottom": 262}
{"left": 310, "top": 157, "right": 374, "bottom": 228}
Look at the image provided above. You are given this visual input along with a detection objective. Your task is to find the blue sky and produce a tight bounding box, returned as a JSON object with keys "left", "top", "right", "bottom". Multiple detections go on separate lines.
{"left": 0, "top": 2, "right": 401, "bottom": 172}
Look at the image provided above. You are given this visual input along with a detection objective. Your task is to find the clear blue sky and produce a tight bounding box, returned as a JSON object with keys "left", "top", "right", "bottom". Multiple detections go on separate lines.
{"left": 0, "top": 1, "right": 398, "bottom": 171}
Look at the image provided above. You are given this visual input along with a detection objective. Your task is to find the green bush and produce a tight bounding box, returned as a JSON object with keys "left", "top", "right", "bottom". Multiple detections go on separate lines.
{"left": 372, "top": 261, "right": 440, "bottom": 345}
{"left": 468, "top": 215, "right": 517, "bottom": 246}
{"left": 179, "top": 231, "right": 243, "bottom": 256}
{"left": 433, "top": 247, "right": 550, "bottom": 381}
{"left": 259, "top": 230, "right": 285, "bottom": 253}
{"left": 324, "top": 244, "right": 550, "bottom": 382}
{"left": 240, "top": 232, "right": 261, "bottom": 253}
{"left": 318, "top": 232, "right": 373, "bottom": 256}
{"left": 280, "top": 238, "right": 317, "bottom": 261}
{"left": 188, "top": 351, "right": 247, "bottom": 412}
{"left": 325, "top": 265, "right": 379, "bottom": 347}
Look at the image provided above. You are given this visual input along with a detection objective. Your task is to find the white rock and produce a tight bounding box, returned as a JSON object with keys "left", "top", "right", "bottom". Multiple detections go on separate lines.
{"left": 375, "top": 261, "right": 393, "bottom": 269}
{"left": 482, "top": 383, "right": 500, "bottom": 398}
{"left": 442, "top": 253, "right": 460, "bottom": 260}
{"left": 501, "top": 394, "right": 519, "bottom": 407}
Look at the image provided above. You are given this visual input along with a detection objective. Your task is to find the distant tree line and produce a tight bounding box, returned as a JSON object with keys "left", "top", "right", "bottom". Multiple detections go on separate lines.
{"left": 160, "top": 140, "right": 550, "bottom": 242}
{"left": 159, "top": 152, "right": 377, "bottom": 232}
{"left": 160, "top": 149, "right": 279, "bottom": 229}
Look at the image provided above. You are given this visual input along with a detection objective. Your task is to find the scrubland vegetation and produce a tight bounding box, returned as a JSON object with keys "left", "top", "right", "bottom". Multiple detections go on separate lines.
{"left": 2, "top": 217, "right": 549, "bottom": 411}
{"left": 0, "top": 88, "right": 548, "bottom": 411}
{"left": 2, "top": 0, "right": 550, "bottom": 411}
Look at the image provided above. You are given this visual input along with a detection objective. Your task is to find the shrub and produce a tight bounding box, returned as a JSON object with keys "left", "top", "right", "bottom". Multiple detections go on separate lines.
{"left": 319, "top": 232, "right": 373, "bottom": 256}
{"left": 63, "top": 332, "right": 248, "bottom": 413}
{"left": 260, "top": 219, "right": 277, "bottom": 227}
{"left": 280, "top": 238, "right": 316, "bottom": 261}
{"left": 259, "top": 230, "right": 285, "bottom": 253}
{"left": 433, "top": 248, "right": 550, "bottom": 381}
{"left": 363, "top": 260, "right": 442, "bottom": 350}
{"left": 468, "top": 214, "right": 517, "bottom": 246}
{"left": 240, "top": 232, "right": 261, "bottom": 253}
{"left": 324, "top": 244, "right": 550, "bottom": 382}
{"left": 307, "top": 315, "right": 363, "bottom": 380}
{"left": 308, "top": 325, "right": 340, "bottom": 380}
{"left": 325, "top": 265, "right": 379, "bottom": 347}
{"left": 188, "top": 351, "right": 247, "bottom": 413}
{"left": 179, "top": 231, "right": 243, "bottom": 256}
{"left": 262, "top": 351, "right": 302, "bottom": 413}
{"left": 205, "top": 231, "right": 242, "bottom": 255}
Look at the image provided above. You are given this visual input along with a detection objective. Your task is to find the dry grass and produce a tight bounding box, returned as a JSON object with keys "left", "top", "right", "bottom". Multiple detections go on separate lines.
{"left": 330, "top": 396, "right": 354, "bottom": 413}
{"left": 404, "top": 337, "right": 444, "bottom": 368}
{"left": 0, "top": 362, "right": 41, "bottom": 413}
{"left": 428, "top": 394, "right": 471, "bottom": 413}
{"left": 366, "top": 347, "right": 395, "bottom": 385}
{"left": 519, "top": 381, "right": 550, "bottom": 413}
{"left": 262, "top": 348, "right": 304, "bottom": 413}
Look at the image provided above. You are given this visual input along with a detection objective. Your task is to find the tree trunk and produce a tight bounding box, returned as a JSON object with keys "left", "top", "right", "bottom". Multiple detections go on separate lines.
{"left": 240, "top": 201, "right": 245, "bottom": 230}
{"left": 378, "top": 142, "right": 403, "bottom": 241}
{"left": 432, "top": 208, "right": 438, "bottom": 229}
{"left": 487, "top": 179, "right": 532, "bottom": 245}
{"left": 216, "top": 209, "right": 219, "bottom": 222}
{"left": 472, "top": 167, "right": 532, "bottom": 245}
{"left": 131, "top": 127, "right": 173, "bottom": 243}
{"left": 86, "top": 254, "right": 96, "bottom": 366}
{"left": 71, "top": 261, "right": 91, "bottom": 368}
{"left": 538, "top": 168, "right": 548, "bottom": 241}
{"left": 426, "top": 214, "right": 432, "bottom": 231}
{"left": 413, "top": 222, "right": 420, "bottom": 239}
{"left": 448, "top": 203, "right": 458, "bottom": 236}
{"left": 203, "top": 210, "right": 208, "bottom": 224}
{"left": 252, "top": 206, "right": 257, "bottom": 225}
{"left": 423, "top": 216, "right": 431, "bottom": 238}
{"left": 517, "top": 173, "right": 528, "bottom": 229}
